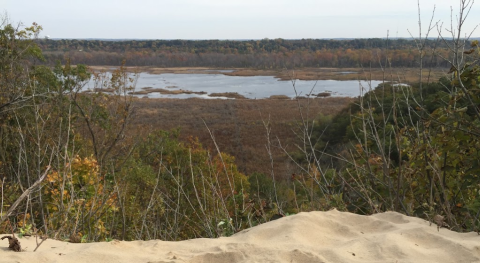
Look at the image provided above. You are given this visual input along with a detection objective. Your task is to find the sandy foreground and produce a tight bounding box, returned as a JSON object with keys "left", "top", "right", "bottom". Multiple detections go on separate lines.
{"left": 2, "top": 210, "right": 480, "bottom": 263}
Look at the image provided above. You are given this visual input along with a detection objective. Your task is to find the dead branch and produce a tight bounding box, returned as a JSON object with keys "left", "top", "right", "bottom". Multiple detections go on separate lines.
{"left": 0, "top": 166, "right": 51, "bottom": 226}
{"left": 1, "top": 236, "right": 21, "bottom": 252}
{"left": 33, "top": 234, "right": 48, "bottom": 252}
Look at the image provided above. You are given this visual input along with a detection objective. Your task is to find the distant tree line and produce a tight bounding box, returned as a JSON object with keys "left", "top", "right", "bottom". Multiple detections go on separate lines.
{"left": 36, "top": 38, "right": 454, "bottom": 68}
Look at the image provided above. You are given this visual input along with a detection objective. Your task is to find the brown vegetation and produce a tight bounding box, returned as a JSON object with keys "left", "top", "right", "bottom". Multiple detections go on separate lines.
{"left": 38, "top": 38, "right": 454, "bottom": 70}
{"left": 316, "top": 92, "right": 331, "bottom": 97}
{"left": 268, "top": 95, "right": 291, "bottom": 100}
{"left": 3, "top": 1, "right": 479, "bottom": 245}
{"left": 130, "top": 97, "right": 353, "bottom": 177}
{"left": 89, "top": 66, "right": 447, "bottom": 82}
{"left": 128, "top": 87, "right": 207, "bottom": 95}
{"left": 226, "top": 67, "right": 447, "bottom": 82}
{"left": 208, "top": 92, "right": 247, "bottom": 99}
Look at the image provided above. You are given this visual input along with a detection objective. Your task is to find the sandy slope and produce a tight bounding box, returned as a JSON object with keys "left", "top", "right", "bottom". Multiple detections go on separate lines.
{"left": 2, "top": 210, "right": 480, "bottom": 263}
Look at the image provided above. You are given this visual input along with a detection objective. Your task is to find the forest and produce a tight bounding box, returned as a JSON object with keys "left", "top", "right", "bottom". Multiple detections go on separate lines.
{"left": 1, "top": 1, "right": 480, "bottom": 245}
{"left": 37, "top": 38, "right": 455, "bottom": 68}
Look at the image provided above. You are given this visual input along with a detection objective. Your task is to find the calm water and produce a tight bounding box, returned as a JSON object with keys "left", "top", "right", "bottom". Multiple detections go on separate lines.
{"left": 85, "top": 73, "right": 382, "bottom": 99}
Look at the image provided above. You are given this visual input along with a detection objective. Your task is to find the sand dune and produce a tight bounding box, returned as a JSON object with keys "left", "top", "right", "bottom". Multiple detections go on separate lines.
{"left": 2, "top": 209, "right": 480, "bottom": 263}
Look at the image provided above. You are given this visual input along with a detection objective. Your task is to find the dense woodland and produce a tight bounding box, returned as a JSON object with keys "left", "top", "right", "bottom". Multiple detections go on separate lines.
{"left": 1, "top": 2, "right": 480, "bottom": 244}
{"left": 37, "top": 38, "right": 455, "bottom": 68}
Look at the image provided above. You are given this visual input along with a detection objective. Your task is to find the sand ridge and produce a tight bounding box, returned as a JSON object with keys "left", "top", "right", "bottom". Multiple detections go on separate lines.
{"left": 2, "top": 210, "right": 480, "bottom": 263}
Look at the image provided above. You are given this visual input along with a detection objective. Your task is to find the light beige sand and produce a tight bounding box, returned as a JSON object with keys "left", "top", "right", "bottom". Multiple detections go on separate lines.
{"left": 2, "top": 210, "right": 480, "bottom": 263}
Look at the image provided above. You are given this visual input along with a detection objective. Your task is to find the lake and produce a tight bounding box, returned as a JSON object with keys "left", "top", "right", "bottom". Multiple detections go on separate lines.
{"left": 85, "top": 73, "right": 382, "bottom": 99}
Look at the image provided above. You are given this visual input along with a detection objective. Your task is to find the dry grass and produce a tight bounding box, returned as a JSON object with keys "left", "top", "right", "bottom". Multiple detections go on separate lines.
{"left": 87, "top": 66, "right": 444, "bottom": 178}
{"left": 129, "top": 97, "right": 353, "bottom": 178}
{"left": 209, "top": 92, "right": 247, "bottom": 99}
{"left": 224, "top": 67, "right": 447, "bottom": 82}
{"left": 130, "top": 87, "right": 207, "bottom": 95}
{"left": 316, "top": 92, "right": 332, "bottom": 98}
{"left": 268, "top": 95, "right": 291, "bottom": 100}
{"left": 88, "top": 66, "right": 447, "bottom": 82}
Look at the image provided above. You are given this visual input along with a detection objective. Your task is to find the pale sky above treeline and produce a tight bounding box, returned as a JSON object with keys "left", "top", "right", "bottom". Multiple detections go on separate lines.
{"left": 2, "top": 0, "right": 479, "bottom": 39}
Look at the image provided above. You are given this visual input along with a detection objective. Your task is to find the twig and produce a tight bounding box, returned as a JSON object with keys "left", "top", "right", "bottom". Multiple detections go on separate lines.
{"left": 0, "top": 166, "right": 51, "bottom": 225}
{"left": 33, "top": 234, "right": 47, "bottom": 252}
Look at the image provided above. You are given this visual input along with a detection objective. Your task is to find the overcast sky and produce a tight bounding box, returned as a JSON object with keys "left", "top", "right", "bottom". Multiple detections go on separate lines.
{"left": 2, "top": 0, "right": 479, "bottom": 39}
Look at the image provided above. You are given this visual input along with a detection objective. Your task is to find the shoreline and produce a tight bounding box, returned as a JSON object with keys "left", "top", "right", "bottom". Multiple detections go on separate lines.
{"left": 87, "top": 66, "right": 447, "bottom": 83}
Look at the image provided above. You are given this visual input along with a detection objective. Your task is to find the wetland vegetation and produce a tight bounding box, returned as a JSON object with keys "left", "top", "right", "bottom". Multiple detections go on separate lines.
{"left": 1, "top": 1, "right": 480, "bottom": 244}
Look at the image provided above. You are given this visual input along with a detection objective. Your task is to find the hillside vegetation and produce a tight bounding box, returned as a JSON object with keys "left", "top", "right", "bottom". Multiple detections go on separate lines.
{"left": 37, "top": 38, "right": 456, "bottom": 68}
{"left": 1, "top": 2, "right": 480, "bottom": 244}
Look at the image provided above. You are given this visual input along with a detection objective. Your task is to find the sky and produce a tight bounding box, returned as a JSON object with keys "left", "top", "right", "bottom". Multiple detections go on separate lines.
{"left": 2, "top": 0, "right": 479, "bottom": 39}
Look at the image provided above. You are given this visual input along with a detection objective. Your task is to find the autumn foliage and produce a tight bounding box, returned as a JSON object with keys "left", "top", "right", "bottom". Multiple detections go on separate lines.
{"left": 36, "top": 38, "right": 454, "bottom": 69}
{"left": 2, "top": 7, "right": 480, "bottom": 244}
